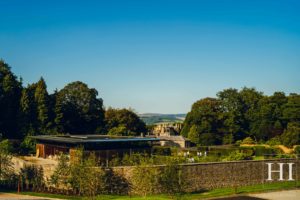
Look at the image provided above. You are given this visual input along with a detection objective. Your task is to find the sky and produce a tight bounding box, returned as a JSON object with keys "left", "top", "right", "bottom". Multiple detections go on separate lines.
{"left": 0, "top": 0, "right": 299, "bottom": 114}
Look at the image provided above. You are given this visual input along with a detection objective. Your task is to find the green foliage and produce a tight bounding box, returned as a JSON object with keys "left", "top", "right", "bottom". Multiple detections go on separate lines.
{"left": 19, "top": 136, "right": 36, "bottom": 155}
{"left": 20, "top": 165, "right": 44, "bottom": 191}
{"left": 55, "top": 81, "right": 105, "bottom": 134}
{"left": 0, "top": 60, "right": 22, "bottom": 139}
{"left": 51, "top": 151, "right": 130, "bottom": 197}
{"left": 1, "top": 59, "right": 300, "bottom": 154}
{"left": 152, "top": 146, "right": 171, "bottom": 156}
{"left": 182, "top": 97, "right": 223, "bottom": 145}
{"left": 159, "top": 161, "right": 186, "bottom": 196}
{"left": 181, "top": 88, "right": 300, "bottom": 146}
{"left": 241, "top": 137, "right": 255, "bottom": 145}
{"left": 239, "top": 147, "right": 254, "bottom": 157}
{"left": 131, "top": 164, "right": 160, "bottom": 196}
{"left": 266, "top": 136, "right": 282, "bottom": 146}
{"left": 294, "top": 146, "right": 300, "bottom": 155}
{"left": 199, "top": 132, "right": 219, "bottom": 146}
{"left": 222, "top": 151, "right": 252, "bottom": 161}
{"left": 283, "top": 94, "right": 300, "bottom": 122}
{"left": 281, "top": 123, "right": 300, "bottom": 147}
{"left": 50, "top": 153, "right": 70, "bottom": 188}
{"left": 187, "top": 125, "right": 199, "bottom": 144}
{"left": 108, "top": 126, "right": 128, "bottom": 136}
{"left": 223, "top": 133, "right": 234, "bottom": 145}
{"left": 0, "top": 139, "right": 14, "bottom": 183}
{"left": 105, "top": 108, "right": 146, "bottom": 136}
{"left": 0, "top": 139, "right": 13, "bottom": 154}
{"left": 252, "top": 146, "right": 272, "bottom": 157}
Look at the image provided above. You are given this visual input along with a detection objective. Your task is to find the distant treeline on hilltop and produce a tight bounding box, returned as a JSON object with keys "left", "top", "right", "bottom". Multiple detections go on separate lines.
{"left": 139, "top": 113, "right": 186, "bottom": 125}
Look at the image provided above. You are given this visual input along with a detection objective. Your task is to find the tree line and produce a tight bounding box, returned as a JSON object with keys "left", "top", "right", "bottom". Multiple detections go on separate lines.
{"left": 0, "top": 60, "right": 146, "bottom": 140}
{"left": 181, "top": 88, "right": 300, "bottom": 147}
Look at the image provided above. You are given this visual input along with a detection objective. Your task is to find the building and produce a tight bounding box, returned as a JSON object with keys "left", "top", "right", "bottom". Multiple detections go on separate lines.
{"left": 158, "top": 135, "right": 191, "bottom": 148}
{"left": 151, "top": 123, "right": 190, "bottom": 148}
{"left": 31, "top": 135, "right": 160, "bottom": 162}
{"left": 152, "top": 123, "right": 183, "bottom": 137}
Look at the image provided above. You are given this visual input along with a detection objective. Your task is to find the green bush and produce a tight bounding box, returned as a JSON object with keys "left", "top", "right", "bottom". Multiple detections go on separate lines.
{"left": 131, "top": 164, "right": 160, "bottom": 196}
{"left": 241, "top": 137, "right": 255, "bottom": 145}
{"left": 152, "top": 146, "right": 171, "bottom": 156}
{"left": 266, "top": 136, "right": 281, "bottom": 146}
{"left": 251, "top": 146, "right": 280, "bottom": 157}
{"left": 281, "top": 123, "right": 300, "bottom": 148}
{"left": 19, "top": 136, "right": 36, "bottom": 155}
{"left": 208, "top": 146, "right": 238, "bottom": 157}
{"left": 222, "top": 151, "right": 252, "bottom": 161}
{"left": 20, "top": 165, "right": 45, "bottom": 191}
{"left": 239, "top": 146, "right": 254, "bottom": 157}
{"left": 294, "top": 146, "right": 300, "bottom": 155}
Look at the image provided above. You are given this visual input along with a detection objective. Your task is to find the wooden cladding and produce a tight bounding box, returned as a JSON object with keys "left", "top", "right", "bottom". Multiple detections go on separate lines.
{"left": 36, "top": 143, "right": 69, "bottom": 158}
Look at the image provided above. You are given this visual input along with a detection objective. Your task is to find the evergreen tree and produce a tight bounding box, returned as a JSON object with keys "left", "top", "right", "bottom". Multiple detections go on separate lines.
{"left": 34, "top": 77, "right": 50, "bottom": 132}
{"left": 0, "top": 60, "right": 22, "bottom": 138}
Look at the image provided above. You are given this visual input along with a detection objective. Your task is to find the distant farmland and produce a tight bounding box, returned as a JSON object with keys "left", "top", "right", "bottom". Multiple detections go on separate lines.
{"left": 139, "top": 113, "right": 186, "bottom": 125}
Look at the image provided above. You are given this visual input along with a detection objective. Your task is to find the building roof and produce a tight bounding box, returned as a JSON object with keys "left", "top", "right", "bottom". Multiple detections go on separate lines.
{"left": 31, "top": 135, "right": 160, "bottom": 145}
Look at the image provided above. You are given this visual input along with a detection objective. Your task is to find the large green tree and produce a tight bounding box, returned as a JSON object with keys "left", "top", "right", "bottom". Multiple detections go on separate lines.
{"left": 55, "top": 81, "right": 105, "bottom": 134}
{"left": 105, "top": 108, "right": 147, "bottom": 136}
{"left": 181, "top": 98, "right": 223, "bottom": 145}
{"left": 217, "top": 88, "right": 245, "bottom": 141}
{"left": 0, "top": 60, "right": 22, "bottom": 138}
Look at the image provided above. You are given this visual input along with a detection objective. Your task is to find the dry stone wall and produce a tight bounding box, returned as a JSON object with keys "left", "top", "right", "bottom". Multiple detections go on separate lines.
{"left": 113, "top": 158, "right": 300, "bottom": 192}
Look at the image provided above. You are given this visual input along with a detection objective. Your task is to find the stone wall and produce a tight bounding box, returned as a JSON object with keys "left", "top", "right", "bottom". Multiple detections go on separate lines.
{"left": 113, "top": 158, "right": 300, "bottom": 192}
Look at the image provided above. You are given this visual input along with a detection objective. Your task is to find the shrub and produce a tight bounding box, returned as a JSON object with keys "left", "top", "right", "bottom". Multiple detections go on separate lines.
{"left": 241, "top": 137, "right": 255, "bottom": 145}
{"left": 20, "top": 165, "right": 45, "bottom": 191}
{"left": 223, "top": 151, "right": 252, "bottom": 161}
{"left": 0, "top": 139, "right": 15, "bottom": 186}
{"left": 152, "top": 146, "right": 171, "bottom": 156}
{"left": 159, "top": 161, "right": 186, "bottom": 196}
{"left": 50, "top": 153, "right": 70, "bottom": 188}
{"left": 68, "top": 151, "right": 106, "bottom": 197}
{"left": 266, "top": 136, "right": 281, "bottom": 146}
{"left": 131, "top": 164, "right": 160, "bottom": 196}
{"left": 281, "top": 124, "right": 300, "bottom": 148}
{"left": 19, "top": 136, "right": 36, "bottom": 155}
{"left": 235, "top": 140, "right": 242, "bottom": 145}
{"left": 253, "top": 146, "right": 274, "bottom": 157}
{"left": 294, "top": 146, "right": 300, "bottom": 155}
{"left": 239, "top": 146, "right": 254, "bottom": 157}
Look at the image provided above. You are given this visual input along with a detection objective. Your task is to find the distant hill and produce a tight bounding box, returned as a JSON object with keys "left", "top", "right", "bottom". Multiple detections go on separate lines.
{"left": 139, "top": 113, "right": 186, "bottom": 125}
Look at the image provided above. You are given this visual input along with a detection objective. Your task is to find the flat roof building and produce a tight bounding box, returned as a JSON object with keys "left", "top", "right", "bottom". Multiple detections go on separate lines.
{"left": 31, "top": 135, "right": 160, "bottom": 162}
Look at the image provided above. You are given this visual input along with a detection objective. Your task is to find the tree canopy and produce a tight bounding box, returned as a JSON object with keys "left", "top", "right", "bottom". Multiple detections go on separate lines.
{"left": 0, "top": 60, "right": 145, "bottom": 140}
{"left": 105, "top": 108, "right": 147, "bottom": 136}
{"left": 182, "top": 87, "right": 300, "bottom": 146}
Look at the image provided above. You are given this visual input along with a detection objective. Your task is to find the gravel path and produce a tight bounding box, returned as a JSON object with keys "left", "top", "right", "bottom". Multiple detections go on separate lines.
{"left": 0, "top": 193, "right": 62, "bottom": 200}
{"left": 210, "top": 190, "right": 300, "bottom": 200}
{"left": 249, "top": 189, "right": 300, "bottom": 200}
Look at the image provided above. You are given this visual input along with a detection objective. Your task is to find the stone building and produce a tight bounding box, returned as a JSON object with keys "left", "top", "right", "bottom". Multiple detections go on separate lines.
{"left": 151, "top": 123, "right": 190, "bottom": 148}
{"left": 153, "top": 122, "right": 183, "bottom": 136}
{"left": 159, "top": 135, "right": 191, "bottom": 148}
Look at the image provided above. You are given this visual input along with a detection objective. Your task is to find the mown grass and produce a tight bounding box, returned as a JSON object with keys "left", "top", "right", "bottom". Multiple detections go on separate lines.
{"left": 2, "top": 181, "right": 299, "bottom": 200}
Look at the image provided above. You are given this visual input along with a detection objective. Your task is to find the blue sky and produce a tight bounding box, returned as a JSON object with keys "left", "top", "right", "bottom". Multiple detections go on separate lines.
{"left": 0, "top": 0, "right": 299, "bottom": 113}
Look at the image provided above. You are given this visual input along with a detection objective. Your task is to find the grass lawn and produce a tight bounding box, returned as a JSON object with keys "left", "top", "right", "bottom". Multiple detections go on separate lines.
{"left": 3, "top": 181, "right": 299, "bottom": 200}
